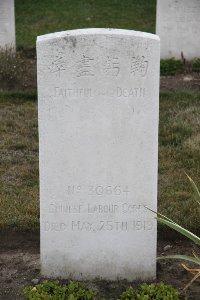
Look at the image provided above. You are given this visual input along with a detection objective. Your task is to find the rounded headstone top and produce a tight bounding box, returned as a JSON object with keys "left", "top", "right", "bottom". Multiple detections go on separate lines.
{"left": 37, "top": 28, "right": 160, "bottom": 44}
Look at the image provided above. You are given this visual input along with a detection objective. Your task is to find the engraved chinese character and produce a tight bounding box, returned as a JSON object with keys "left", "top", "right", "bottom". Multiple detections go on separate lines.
{"left": 130, "top": 55, "right": 148, "bottom": 77}
{"left": 76, "top": 55, "right": 95, "bottom": 77}
{"left": 48, "top": 55, "right": 66, "bottom": 76}
{"left": 103, "top": 56, "right": 120, "bottom": 76}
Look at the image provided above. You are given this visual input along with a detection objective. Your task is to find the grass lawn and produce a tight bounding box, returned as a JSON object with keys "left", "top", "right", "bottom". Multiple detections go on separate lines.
{"left": 0, "top": 92, "right": 199, "bottom": 232}
{"left": 0, "top": 95, "right": 39, "bottom": 231}
{"left": 15, "top": 0, "right": 156, "bottom": 49}
{"left": 0, "top": 0, "right": 199, "bottom": 235}
{"left": 159, "top": 91, "right": 200, "bottom": 232}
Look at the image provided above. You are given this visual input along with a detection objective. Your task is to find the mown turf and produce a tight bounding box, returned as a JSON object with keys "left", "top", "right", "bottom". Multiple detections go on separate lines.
{"left": 0, "top": 92, "right": 199, "bottom": 231}
{"left": 159, "top": 91, "right": 200, "bottom": 232}
{"left": 0, "top": 96, "right": 39, "bottom": 230}
{"left": 1, "top": 0, "right": 200, "bottom": 233}
{"left": 15, "top": 0, "right": 156, "bottom": 49}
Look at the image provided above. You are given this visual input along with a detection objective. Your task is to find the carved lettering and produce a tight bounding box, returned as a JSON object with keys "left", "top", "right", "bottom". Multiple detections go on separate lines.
{"left": 103, "top": 56, "right": 120, "bottom": 76}
{"left": 99, "top": 221, "right": 127, "bottom": 231}
{"left": 66, "top": 185, "right": 82, "bottom": 195}
{"left": 130, "top": 56, "right": 148, "bottom": 77}
{"left": 70, "top": 220, "right": 153, "bottom": 231}
{"left": 49, "top": 56, "right": 66, "bottom": 76}
{"left": 88, "top": 204, "right": 118, "bottom": 214}
{"left": 67, "top": 185, "right": 130, "bottom": 196}
{"left": 72, "top": 221, "right": 94, "bottom": 231}
{"left": 53, "top": 87, "right": 146, "bottom": 99}
{"left": 117, "top": 87, "right": 145, "bottom": 98}
{"left": 54, "top": 87, "right": 93, "bottom": 98}
{"left": 44, "top": 221, "right": 67, "bottom": 231}
{"left": 49, "top": 203, "right": 83, "bottom": 213}
{"left": 122, "top": 203, "right": 146, "bottom": 213}
{"left": 131, "top": 220, "right": 153, "bottom": 231}
{"left": 76, "top": 55, "right": 95, "bottom": 77}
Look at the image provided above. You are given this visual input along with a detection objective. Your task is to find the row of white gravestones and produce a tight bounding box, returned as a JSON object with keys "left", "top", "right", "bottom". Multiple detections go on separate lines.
{"left": 37, "top": 28, "right": 160, "bottom": 280}
{"left": 0, "top": 0, "right": 16, "bottom": 50}
{"left": 1, "top": 0, "right": 199, "bottom": 59}
{"left": 156, "top": 0, "right": 200, "bottom": 59}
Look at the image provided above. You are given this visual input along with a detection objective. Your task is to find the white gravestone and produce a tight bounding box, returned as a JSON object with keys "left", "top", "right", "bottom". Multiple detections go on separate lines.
{"left": 0, "top": 0, "right": 16, "bottom": 50}
{"left": 37, "top": 28, "right": 160, "bottom": 281}
{"left": 156, "top": 0, "right": 200, "bottom": 60}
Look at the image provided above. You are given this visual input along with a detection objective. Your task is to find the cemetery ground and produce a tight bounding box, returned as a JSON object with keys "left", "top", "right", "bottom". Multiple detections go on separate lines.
{"left": 0, "top": 67, "right": 200, "bottom": 299}
{"left": 0, "top": 232, "right": 199, "bottom": 300}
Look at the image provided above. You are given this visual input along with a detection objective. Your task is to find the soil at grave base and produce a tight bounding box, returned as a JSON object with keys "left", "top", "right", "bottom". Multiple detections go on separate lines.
{"left": 160, "top": 72, "right": 200, "bottom": 92}
{"left": 0, "top": 232, "right": 199, "bottom": 300}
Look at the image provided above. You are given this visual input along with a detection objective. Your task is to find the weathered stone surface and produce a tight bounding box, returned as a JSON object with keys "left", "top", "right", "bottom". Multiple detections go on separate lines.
{"left": 0, "top": 0, "right": 16, "bottom": 50}
{"left": 156, "top": 0, "right": 200, "bottom": 59}
{"left": 37, "top": 28, "right": 160, "bottom": 281}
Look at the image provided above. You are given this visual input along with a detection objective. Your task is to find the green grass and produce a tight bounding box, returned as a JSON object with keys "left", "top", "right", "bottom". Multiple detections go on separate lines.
{"left": 160, "top": 59, "right": 183, "bottom": 76}
{"left": 15, "top": 0, "right": 156, "bottom": 49}
{"left": 1, "top": 1, "right": 200, "bottom": 233}
{"left": 0, "top": 92, "right": 199, "bottom": 232}
{"left": 0, "top": 47, "right": 36, "bottom": 91}
{"left": 159, "top": 91, "right": 200, "bottom": 232}
{"left": 0, "top": 96, "right": 39, "bottom": 230}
